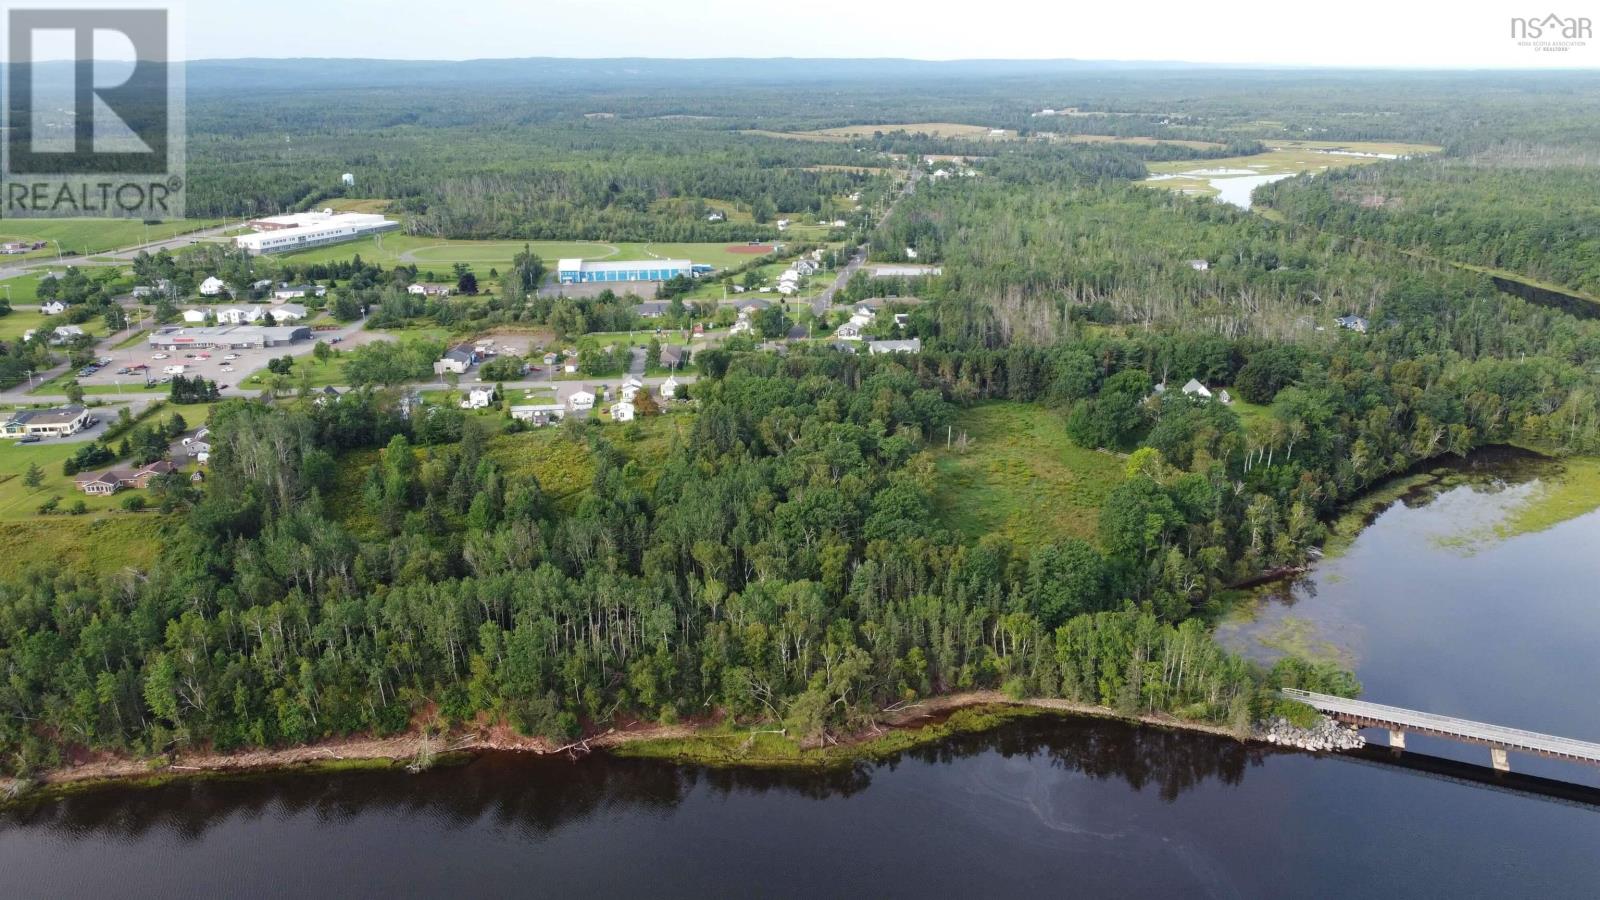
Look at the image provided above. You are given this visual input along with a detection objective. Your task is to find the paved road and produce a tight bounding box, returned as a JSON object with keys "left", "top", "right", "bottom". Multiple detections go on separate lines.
{"left": 812, "top": 167, "right": 921, "bottom": 317}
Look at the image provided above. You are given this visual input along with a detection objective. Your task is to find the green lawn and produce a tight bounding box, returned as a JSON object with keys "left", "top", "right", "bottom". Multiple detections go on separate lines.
{"left": 933, "top": 402, "right": 1125, "bottom": 549}
{"left": 0, "top": 218, "right": 224, "bottom": 257}
{"left": 275, "top": 235, "right": 775, "bottom": 274}
{"left": 241, "top": 352, "right": 348, "bottom": 389}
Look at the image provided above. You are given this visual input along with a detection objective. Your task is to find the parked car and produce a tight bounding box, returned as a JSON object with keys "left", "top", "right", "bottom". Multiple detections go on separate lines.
{"left": 18, "top": 434, "right": 40, "bottom": 443}
{"left": 219, "top": 365, "right": 234, "bottom": 373}
{"left": 152, "top": 353, "right": 169, "bottom": 360}
{"left": 329, "top": 337, "right": 342, "bottom": 344}
{"left": 223, "top": 353, "right": 239, "bottom": 361}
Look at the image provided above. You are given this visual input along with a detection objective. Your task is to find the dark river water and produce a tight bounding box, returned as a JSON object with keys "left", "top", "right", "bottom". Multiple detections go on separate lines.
{"left": 4, "top": 452, "right": 1600, "bottom": 897}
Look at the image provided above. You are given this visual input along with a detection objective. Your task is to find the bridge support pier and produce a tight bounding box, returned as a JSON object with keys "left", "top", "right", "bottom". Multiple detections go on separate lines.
{"left": 1389, "top": 729, "right": 1406, "bottom": 750}
{"left": 1491, "top": 747, "right": 1510, "bottom": 772}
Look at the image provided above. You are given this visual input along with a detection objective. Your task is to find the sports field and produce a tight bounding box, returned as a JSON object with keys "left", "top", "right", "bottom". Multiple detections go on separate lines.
{"left": 0, "top": 218, "right": 224, "bottom": 258}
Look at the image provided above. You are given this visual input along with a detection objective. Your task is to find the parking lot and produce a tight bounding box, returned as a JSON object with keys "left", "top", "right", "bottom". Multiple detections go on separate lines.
{"left": 75, "top": 322, "right": 388, "bottom": 391}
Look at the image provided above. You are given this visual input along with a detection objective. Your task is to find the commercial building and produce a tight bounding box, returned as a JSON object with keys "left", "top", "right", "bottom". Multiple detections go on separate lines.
{"left": 557, "top": 259, "right": 704, "bottom": 284}
{"left": 3, "top": 404, "right": 91, "bottom": 437}
{"left": 146, "top": 325, "right": 311, "bottom": 350}
{"left": 235, "top": 210, "right": 399, "bottom": 255}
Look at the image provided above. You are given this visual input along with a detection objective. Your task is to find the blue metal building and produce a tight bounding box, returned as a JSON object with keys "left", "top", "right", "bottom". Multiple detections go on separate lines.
{"left": 557, "top": 258, "right": 696, "bottom": 284}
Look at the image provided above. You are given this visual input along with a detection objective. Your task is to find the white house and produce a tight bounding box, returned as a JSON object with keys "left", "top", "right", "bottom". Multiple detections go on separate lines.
{"left": 510, "top": 403, "right": 565, "bottom": 425}
{"left": 50, "top": 325, "right": 85, "bottom": 345}
{"left": 905, "top": 247, "right": 919, "bottom": 260}
{"left": 199, "top": 276, "right": 229, "bottom": 296}
{"left": 1186, "top": 259, "right": 1210, "bottom": 272}
{"left": 434, "top": 346, "right": 474, "bottom": 375}
{"left": 776, "top": 218, "right": 791, "bottom": 231}
{"left": 1181, "top": 378, "right": 1213, "bottom": 400}
{"left": 660, "top": 375, "right": 680, "bottom": 401}
{"left": 610, "top": 400, "right": 636, "bottom": 422}
{"left": 216, "top": 306, "right": 265, "bottom": 325}
{"left": 39, "top": 300, "right": 66, "bottom": 315}
{"left": 182, "top": 309, "right": 210, "bottom": 324}
{"left": 776, "top": 281, "right": 797, "bottom": 296}
{"left": 867, "top": 338, "right": 922, "bottom": 355}
{"left": 460, "top": 386, "right": 496, "bottom": 410}
{"left": 407, "top": 283, "right": 452, "bottom": 297}
{"left": 273, "top": 284, "right": 326, "bottom": 302}
{"left": 269, "top": 303, "right": 308, "bottom": 323}
{"left": 568, "top": 389, "right": 596, "bottom": 411}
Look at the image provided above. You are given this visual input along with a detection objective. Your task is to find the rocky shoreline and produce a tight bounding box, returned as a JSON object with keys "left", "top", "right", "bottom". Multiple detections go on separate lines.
{"left": 1257, "top": 714, "right": 1366, "bottom": 752}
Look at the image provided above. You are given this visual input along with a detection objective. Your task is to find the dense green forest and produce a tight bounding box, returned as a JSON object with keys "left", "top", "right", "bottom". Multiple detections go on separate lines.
{"left": 6, "top": 66, "right": 1600, "bottom": 776}
{"left": 1257, "top": 155, "right": 1600, "bottom": 297}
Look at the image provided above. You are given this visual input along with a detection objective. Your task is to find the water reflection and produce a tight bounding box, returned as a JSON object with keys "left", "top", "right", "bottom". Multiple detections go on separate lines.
{"left": 0, "top": 718, "right": 1276, "bottom": 842}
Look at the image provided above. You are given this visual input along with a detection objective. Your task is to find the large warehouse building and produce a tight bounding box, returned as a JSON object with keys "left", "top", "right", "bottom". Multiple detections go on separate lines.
{"left": 557, "top": 259, "right": 706, "bottom": 284}
{"left": 147, "top": 325, "right": 312, "bottom": 350}
{"left": 235, "top": 210, "right": 398, "bottom": 255}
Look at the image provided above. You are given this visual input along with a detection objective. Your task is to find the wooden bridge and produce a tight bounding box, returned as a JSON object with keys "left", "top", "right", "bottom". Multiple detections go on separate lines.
{"left": 1282, "top": 689, "right": 1600, "bottom": 773}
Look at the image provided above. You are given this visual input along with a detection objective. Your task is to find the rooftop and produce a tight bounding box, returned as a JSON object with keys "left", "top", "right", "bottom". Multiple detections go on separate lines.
{"left": 5, "top": 404, "right": 87, "bottom": 426}
{"left": 557, "top": 258, "right": 692, "bottom": 272}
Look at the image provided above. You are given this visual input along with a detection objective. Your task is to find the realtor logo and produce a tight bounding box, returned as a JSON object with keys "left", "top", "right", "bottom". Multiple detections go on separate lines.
{"left": 1510, "top": 13, "right": 1593, "bottom": 52}
{"left": 2, "top": 6, "right": 185, "bottom": 218}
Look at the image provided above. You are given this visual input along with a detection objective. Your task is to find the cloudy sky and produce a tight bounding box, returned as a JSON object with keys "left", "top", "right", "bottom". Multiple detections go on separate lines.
{"left": 14, "top": 0, "right": 1600, "bottom": 67}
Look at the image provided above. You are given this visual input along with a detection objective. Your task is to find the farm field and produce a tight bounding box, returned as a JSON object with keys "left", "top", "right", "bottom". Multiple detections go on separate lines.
{"left": 932, "top": 402, "right": 1125, "bottom": 549}
{"left": 0, "top": 218, "right": 224, "bottom": 258}
{"left": 1141, "top": 139, "right": 1442, "bottom": 200}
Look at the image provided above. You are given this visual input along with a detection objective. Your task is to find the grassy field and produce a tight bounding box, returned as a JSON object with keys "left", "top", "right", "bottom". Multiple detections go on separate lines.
{"left": 0, "top": 516, "right": 166, "bottom": 572}
{"left": 932, "top": 402, "right": 1124, "bottom": 548}
{"left": 276, "top": 235, "right": 767, "bottom": 273}
{"left": 1141, "top": 140, "right": 1443, "bottom": 200}
{"left": 0, "top": 308, "right": 51, "bottom": 342}
{"left": 1053, "top": 134, "right": 1227, "bottom": 150}
{"left": 0, "top": 218, "right": 223, "bottom": 258}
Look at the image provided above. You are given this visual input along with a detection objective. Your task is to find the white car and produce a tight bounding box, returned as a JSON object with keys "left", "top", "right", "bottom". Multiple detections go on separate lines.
{"left": 152, "top": 353, "right": 169, "bottom": 360}
{"left": 220, "top": 365, "right": 234, "bottom": 373}
{"left": 224, "top": 353, "right": 239, "bottom": 361}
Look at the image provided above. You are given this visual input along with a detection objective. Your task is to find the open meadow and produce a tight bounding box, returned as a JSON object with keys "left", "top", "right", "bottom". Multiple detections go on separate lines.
{"left": 0, "top": 218, "right": 224, "bottom": 258}
{"left": 932, "top": 402, "right": 1125, "bottom": 549}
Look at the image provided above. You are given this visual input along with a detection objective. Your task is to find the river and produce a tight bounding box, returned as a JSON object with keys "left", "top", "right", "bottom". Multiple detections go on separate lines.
{"left": 3, "top": 452, "right": 1600, "bottom": 896}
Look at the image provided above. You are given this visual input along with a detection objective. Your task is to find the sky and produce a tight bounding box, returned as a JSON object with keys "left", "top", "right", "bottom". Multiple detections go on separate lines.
{"left": 10, "top": 0, "right": 1600, "bottom": 68}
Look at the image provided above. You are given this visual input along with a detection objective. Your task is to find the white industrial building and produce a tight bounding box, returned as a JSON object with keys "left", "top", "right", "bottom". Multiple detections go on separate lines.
{"left": 146, "top": 325, "right": 311, "bottom": 350}
{"left": 235, "top": 210, "right": 398, "bottom": 255}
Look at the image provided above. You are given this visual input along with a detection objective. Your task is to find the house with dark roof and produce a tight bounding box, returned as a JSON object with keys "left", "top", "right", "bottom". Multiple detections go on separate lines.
{"left": 433, "top": 345, "right": 476, "bottom": 376}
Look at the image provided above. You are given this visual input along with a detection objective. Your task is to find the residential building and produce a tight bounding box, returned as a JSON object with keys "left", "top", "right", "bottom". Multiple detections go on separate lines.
{"left": 39, "top": 300, "right": 66, "bottom": 315}
{"left": 510, "top": 403, "right": 565, "bottom": 425}
{"left": 182, "top": 309, "right": 210, "bottom": 324}
{"left": 610, "top": 400, "right": 636, "bottom": 422}
{"left": 235, "top": 211, "right": 398, "bottom": 255}
{"left": 2, "top": 404, "right": 90, "bottom": 437}
{"left": 1181, "top": 379, "right": 1213, "bottom": 400}
{"left": 216, "top": 306, "right": 265, "bottom": 325}
{"left": 433, "top": 346, "right": 475, "bottom": 376}
{"left": 1187, "top": 259, "right": 1211, "bottom": 272}
{"left": 659, "top": 375, "right": 680, "bottom": 401}
{"left": 568, "top": 389, "right": 596, "bottom": 411}
{"left": 867, "top": 338, "right": 922, "bottom": 355}
{"left": 460, "top": 386, "right": 497, "bottom": 410}
{"left": 408, "top": 283, "right": 453, "bottom": 297}
{"left": 75, "top": 460, "right": 177, "bottom": 493}
{"left": 634, "top": 301, "right": 670, "bottom": 318}
{"left": 50, "top": 325, "right": 85, "bottom": 345}
{"left": 199, "top": 276, "right": 229, "bottom": 296}
{"left": 557, "top": 259, "right": 695, "bottom": 284}
{"left": 269, "top": 303, "right": 308, "bottom": 323}
{"left": 1335, "top": 314, "right": 1369, "bottom": 334}
{"left": 660, "top": 346, "right": 690, "bottom": 370}
{"left": 272, "top": 284, "right": 326, "bottom": 302}
{"left": 315, "top": 386, "right": 341, "bottom": 406}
